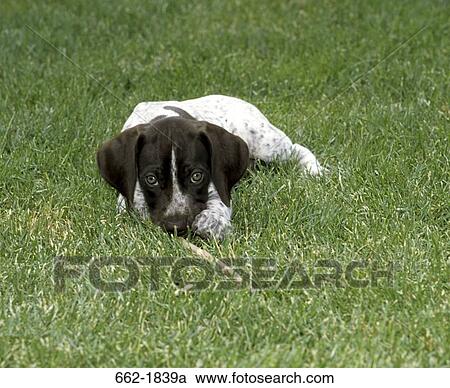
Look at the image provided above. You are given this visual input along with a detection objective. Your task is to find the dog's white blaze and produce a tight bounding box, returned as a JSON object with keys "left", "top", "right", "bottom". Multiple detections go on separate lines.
{"left": 164, "top": 148, "right": 189, "bottom": 216}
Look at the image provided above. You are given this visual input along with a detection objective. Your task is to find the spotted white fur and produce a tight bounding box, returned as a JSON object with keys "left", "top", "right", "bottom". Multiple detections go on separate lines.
{"left": 120, "top": 95, "right": 324, "bottom": 239}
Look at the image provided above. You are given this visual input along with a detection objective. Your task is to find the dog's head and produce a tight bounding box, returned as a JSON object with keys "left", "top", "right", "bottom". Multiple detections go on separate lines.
{"left": 97, "top": 116, "right": 249, "bottom": 234}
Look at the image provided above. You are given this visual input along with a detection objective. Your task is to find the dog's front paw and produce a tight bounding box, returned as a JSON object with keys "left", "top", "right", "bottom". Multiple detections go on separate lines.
{"left": 192, "top": 209, "right": 232, "bottom": 240}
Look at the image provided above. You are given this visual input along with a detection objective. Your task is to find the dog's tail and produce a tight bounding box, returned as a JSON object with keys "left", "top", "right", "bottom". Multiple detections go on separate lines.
{"left": 164, "top": 106, "right": 196, "bottom": 120}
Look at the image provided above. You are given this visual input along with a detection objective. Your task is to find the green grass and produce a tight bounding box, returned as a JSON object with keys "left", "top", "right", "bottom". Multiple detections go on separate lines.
{"left": 0, "top": 0, "right": 449, "bottom": 367}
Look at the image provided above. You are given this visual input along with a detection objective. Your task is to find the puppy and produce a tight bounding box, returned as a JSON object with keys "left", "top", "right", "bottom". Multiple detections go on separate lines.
{"left": 97, "top": 95, "right": 323, "bottom": 239}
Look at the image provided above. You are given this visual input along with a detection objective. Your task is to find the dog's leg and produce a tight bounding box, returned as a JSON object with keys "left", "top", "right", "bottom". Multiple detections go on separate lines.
{"left": 223, "top": 99, "right": 324, "bottom": 176}
{"left": 192, "top": 183, "right": 232, "bottom": 240}
{"left": 117, "top": 194, "right": 127, "bottom": 213}
{"left": 290, "top": 143, "right": 324, "bottom": 176}
{"left": 250, "top": 124, "right": 324, "bottom": 176}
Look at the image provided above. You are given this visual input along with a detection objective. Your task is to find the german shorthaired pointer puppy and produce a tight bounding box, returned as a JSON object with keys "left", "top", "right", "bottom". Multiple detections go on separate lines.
{"left": 97, "top": 95, "right": 323, "bottom": 240}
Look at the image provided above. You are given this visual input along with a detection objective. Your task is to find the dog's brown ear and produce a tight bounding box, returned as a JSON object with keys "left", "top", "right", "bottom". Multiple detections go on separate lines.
{"left": 199, "top": 121, "right": 249, "bottom": 206}
{"left": 97, "top": 126, "right": 143, "bottom": 206}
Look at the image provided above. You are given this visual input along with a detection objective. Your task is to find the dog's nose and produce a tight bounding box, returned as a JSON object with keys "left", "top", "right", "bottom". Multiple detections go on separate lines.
{"left": 161, "top": 217, "right": 189, "bottom": 234}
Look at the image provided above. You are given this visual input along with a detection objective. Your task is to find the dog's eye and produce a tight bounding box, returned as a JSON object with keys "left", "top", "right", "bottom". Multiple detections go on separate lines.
{"left": 190, "top": 171, "right": 203, "bottom": 184}
{"left": 145, "top": 174, "right": 158, "bottom": 186}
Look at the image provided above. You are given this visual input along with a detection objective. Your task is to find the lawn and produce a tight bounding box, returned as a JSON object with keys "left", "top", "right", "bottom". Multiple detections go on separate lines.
{"left": 0, "top": 0, "right": 448, "bottom": 367}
